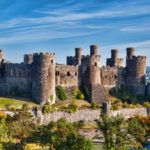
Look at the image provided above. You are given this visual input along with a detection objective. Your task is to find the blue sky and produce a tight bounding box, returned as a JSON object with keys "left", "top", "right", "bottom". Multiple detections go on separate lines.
{"left": 0, "top": 0, "right": 150, "bottom": 66}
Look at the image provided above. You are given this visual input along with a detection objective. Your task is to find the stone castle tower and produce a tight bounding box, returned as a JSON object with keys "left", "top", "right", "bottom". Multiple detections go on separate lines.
{"left": 107, "top": 49, "right": 124, "bottom": 67}
{"left": 32, "top": 53, "right": 56, "bottom": 104}
{"left": 126, "top": 47, "right": 146, "bottom": 95}
{"left": 88, "top": 45, "right": 106, "bottom": 103}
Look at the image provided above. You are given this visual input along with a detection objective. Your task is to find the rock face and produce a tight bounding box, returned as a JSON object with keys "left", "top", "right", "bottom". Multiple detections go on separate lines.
{"left": 0, "top": 45, "right": 147, "bottom": 104}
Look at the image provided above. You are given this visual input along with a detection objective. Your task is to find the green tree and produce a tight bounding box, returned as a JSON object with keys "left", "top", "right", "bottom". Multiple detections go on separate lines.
{"left": 9, "top": 110, "right": 37, "bottom": 140}
{"left": 24, "top": 118, "right": 92, "bottom": 150}
{"left": 96, "top": 114, "right": 129, "bottom": 150}
{"left": 56, "top": 86, "right": 67, "bottom": 101}
{"left": 128, "top": 117, "right": 147, "bottom": 148}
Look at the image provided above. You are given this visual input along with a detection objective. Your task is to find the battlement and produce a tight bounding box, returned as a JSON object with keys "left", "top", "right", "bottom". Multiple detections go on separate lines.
{"left": 131, "top": 56, "right": 146, "bottom": 63}
{"left": 33, "top": 52, "right": 55, "bottom": 57}
{"left": 33, "top": 52, "right": 55, "bottom": 64}
{"left": 24, "top": 54, "right": 33, "bottom": 64}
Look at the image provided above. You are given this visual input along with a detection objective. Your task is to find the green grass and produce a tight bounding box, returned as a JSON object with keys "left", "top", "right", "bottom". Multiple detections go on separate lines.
{"left": 92, "top": 144, "right": 104, "bottom": 150}
{"left": 0, "top": 97, "right": 38, "bottom": 109}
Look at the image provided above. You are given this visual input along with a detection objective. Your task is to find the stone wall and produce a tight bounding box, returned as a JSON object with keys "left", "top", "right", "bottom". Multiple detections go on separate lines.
{"left": 56, "top": 64, "right": 79, "bottom": 88}
{"left": 101, "top": 66, "right": 118, "bottom": 87}
{"left": 36, "top": 107, "right": 149, "bottom": 125}
{"left": 111, "top": 107, "right": 149, "bottom": 119}
{"left": 37, "top": 109, "right": 101, "bottom": 125}
{"left": 0, "top": 63, "right": 32, "bottom": 96}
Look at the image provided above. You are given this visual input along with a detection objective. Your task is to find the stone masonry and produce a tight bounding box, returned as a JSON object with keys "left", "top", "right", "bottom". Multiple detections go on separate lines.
{"left": 0, "top": 45, "right": 148, "bottom": 104}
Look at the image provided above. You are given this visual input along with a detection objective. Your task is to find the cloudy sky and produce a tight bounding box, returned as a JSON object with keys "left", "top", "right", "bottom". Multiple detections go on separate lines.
{"left": 0, "top": 0, "right": 150, "bottom": 65}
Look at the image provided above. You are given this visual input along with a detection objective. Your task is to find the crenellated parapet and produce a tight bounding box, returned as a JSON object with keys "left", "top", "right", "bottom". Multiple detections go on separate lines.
{"left": 24, "top": 54, "right": 33, "bottom": 64}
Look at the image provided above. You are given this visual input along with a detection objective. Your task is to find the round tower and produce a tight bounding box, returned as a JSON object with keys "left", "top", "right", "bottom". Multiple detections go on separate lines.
{"left": 111, "top": 49, "right": 118, "bottom": 61}
{"left": 32, "top": 52, "right": 55, "bottom": 104}
{"left": 126, "top": 55, "right": 146, "bottom": 95}
{"left": 135, "top": 56, "right": 146, "bottom": 84}
{"left": 126, "top": 47, "right": 135, "bottom": 60}
{"left": 89, "top": 45, "right": 101, "bottom": 84}
{"left": 75, "top": 48, "right": 82, "bottom": 65}
{"left": 90, "top": 45, "right": 98, "bottom": 56}
{"left": 0, "top": 49, "right": 4, "bottom": 63}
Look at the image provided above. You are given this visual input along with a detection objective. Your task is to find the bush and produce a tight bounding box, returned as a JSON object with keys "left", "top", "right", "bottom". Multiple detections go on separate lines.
{"left": 56, "top": 86, "right": 67, "bottom": 101}
{"left": 112, "top": 105, "right": 122, "bottom": 110}
{"left": 91, "top": 102, "right": 99, "bottom": 109}
{"left": 74, "top": 88, "right": 84, "bottom": 100}
{"left": 82, "top": 86, "right": 90, "bottom": 100}
{"left": 0, "top": 111, "right": 6, "bottom": 119}
{"left": 22, "top": 104, "right": 30, "bottom": 111}
{"left": 74, "top": 120, "right": 85, "bottom": 129}
{"left": 143, "top": 102, "right": 150, "bottom": 107}
{"left": 42, "top": 105, "right": 51, "bottom": 114}
{"left": 68, "top": 102, "right": 78, "bottom": 113}
{"left": 24, "top": 143, "right": 42, "bottom": 150}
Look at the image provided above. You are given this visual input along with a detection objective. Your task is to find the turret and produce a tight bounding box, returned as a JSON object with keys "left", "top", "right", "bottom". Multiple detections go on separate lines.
{"left": 32, "top": 52, "right": 55, "bottom": 104}
{"left": 126, "top": 48, "right": 146, "bottom": 95}
{"left": 111, "top": 49, "right": 118, "bottom": 62}
{"left": 106, "top": 49, "right": 124, "bottom": 67}
{"left": 0, "top": 49, "right": 4, "bottom": 63}
{"left": 90, "top": 45, "right": 98, "bottom": 56}
{"left": 75, "top": 48, "right": 82, "bottom": 65}
{"left": 126, "top": 47, "right": 135, "bottom": 60}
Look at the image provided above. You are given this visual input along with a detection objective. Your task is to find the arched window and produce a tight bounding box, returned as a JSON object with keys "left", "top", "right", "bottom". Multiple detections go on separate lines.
{"left": 75, "top": 72, "right": 77, "bottom": 76}
{"left": 51, "top": 60, "right": 53, "bottom": 63}
{"left": 56, "top": 71, "right": 60, "bottom": 76}
{"left": 67, "top": 71, "right": 70, "bottom": 76}
{"left": 114, "top": 75, "right": 117, "bottom": 79}
{"left": 95, "top": 62, "right": 97, "bottom": 66}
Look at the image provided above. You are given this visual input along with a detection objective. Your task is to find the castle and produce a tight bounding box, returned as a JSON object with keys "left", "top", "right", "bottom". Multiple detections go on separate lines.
{"left": 0, "top": 45, "right": 149, "bottom": 104}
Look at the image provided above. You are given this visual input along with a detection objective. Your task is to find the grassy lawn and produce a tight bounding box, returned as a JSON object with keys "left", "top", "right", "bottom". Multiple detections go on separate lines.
{"left": 92, "top": 144, "right": 104, "bottom": 150}
{"left": 0, "top": 97, "right": 38, "bottom": 109}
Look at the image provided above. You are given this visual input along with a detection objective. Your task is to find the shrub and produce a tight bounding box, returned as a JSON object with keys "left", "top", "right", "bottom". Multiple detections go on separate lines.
{"left": 82, "top": 86, "right": 90, "bottom": 100}
{"left": 56, "top": 86, "right": 67, "bottom": 101}
{"left": 143, "top": 102, "right": 150, "bottom": 107}
{"left": 91, "top": 102, "right": 99, "bottom": 109}
{"left": 68, "top": 102, "right": 78, "bottom": 113}
{"left": 74, "top": 88, "right": 84, "bottom": 100}
{"left": 42, "top": 105, "right": 51, "bottom": 114}
{"left": 74, "top": 120, "right": 85, "bottom": 129}
{"left": 0, "top": 111, "right": 6, "bottom": 119}
{"left": 22, "top": 104, "right": 30, "bottom": 111}
{"left": 112, "top": 105, "right": 122, "bottom": 110}
{"left": 122, "top": 102, "right": 130, "bottom": 108}
{"left": 24, "top": 143, "right": 42, "bottom": 150}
